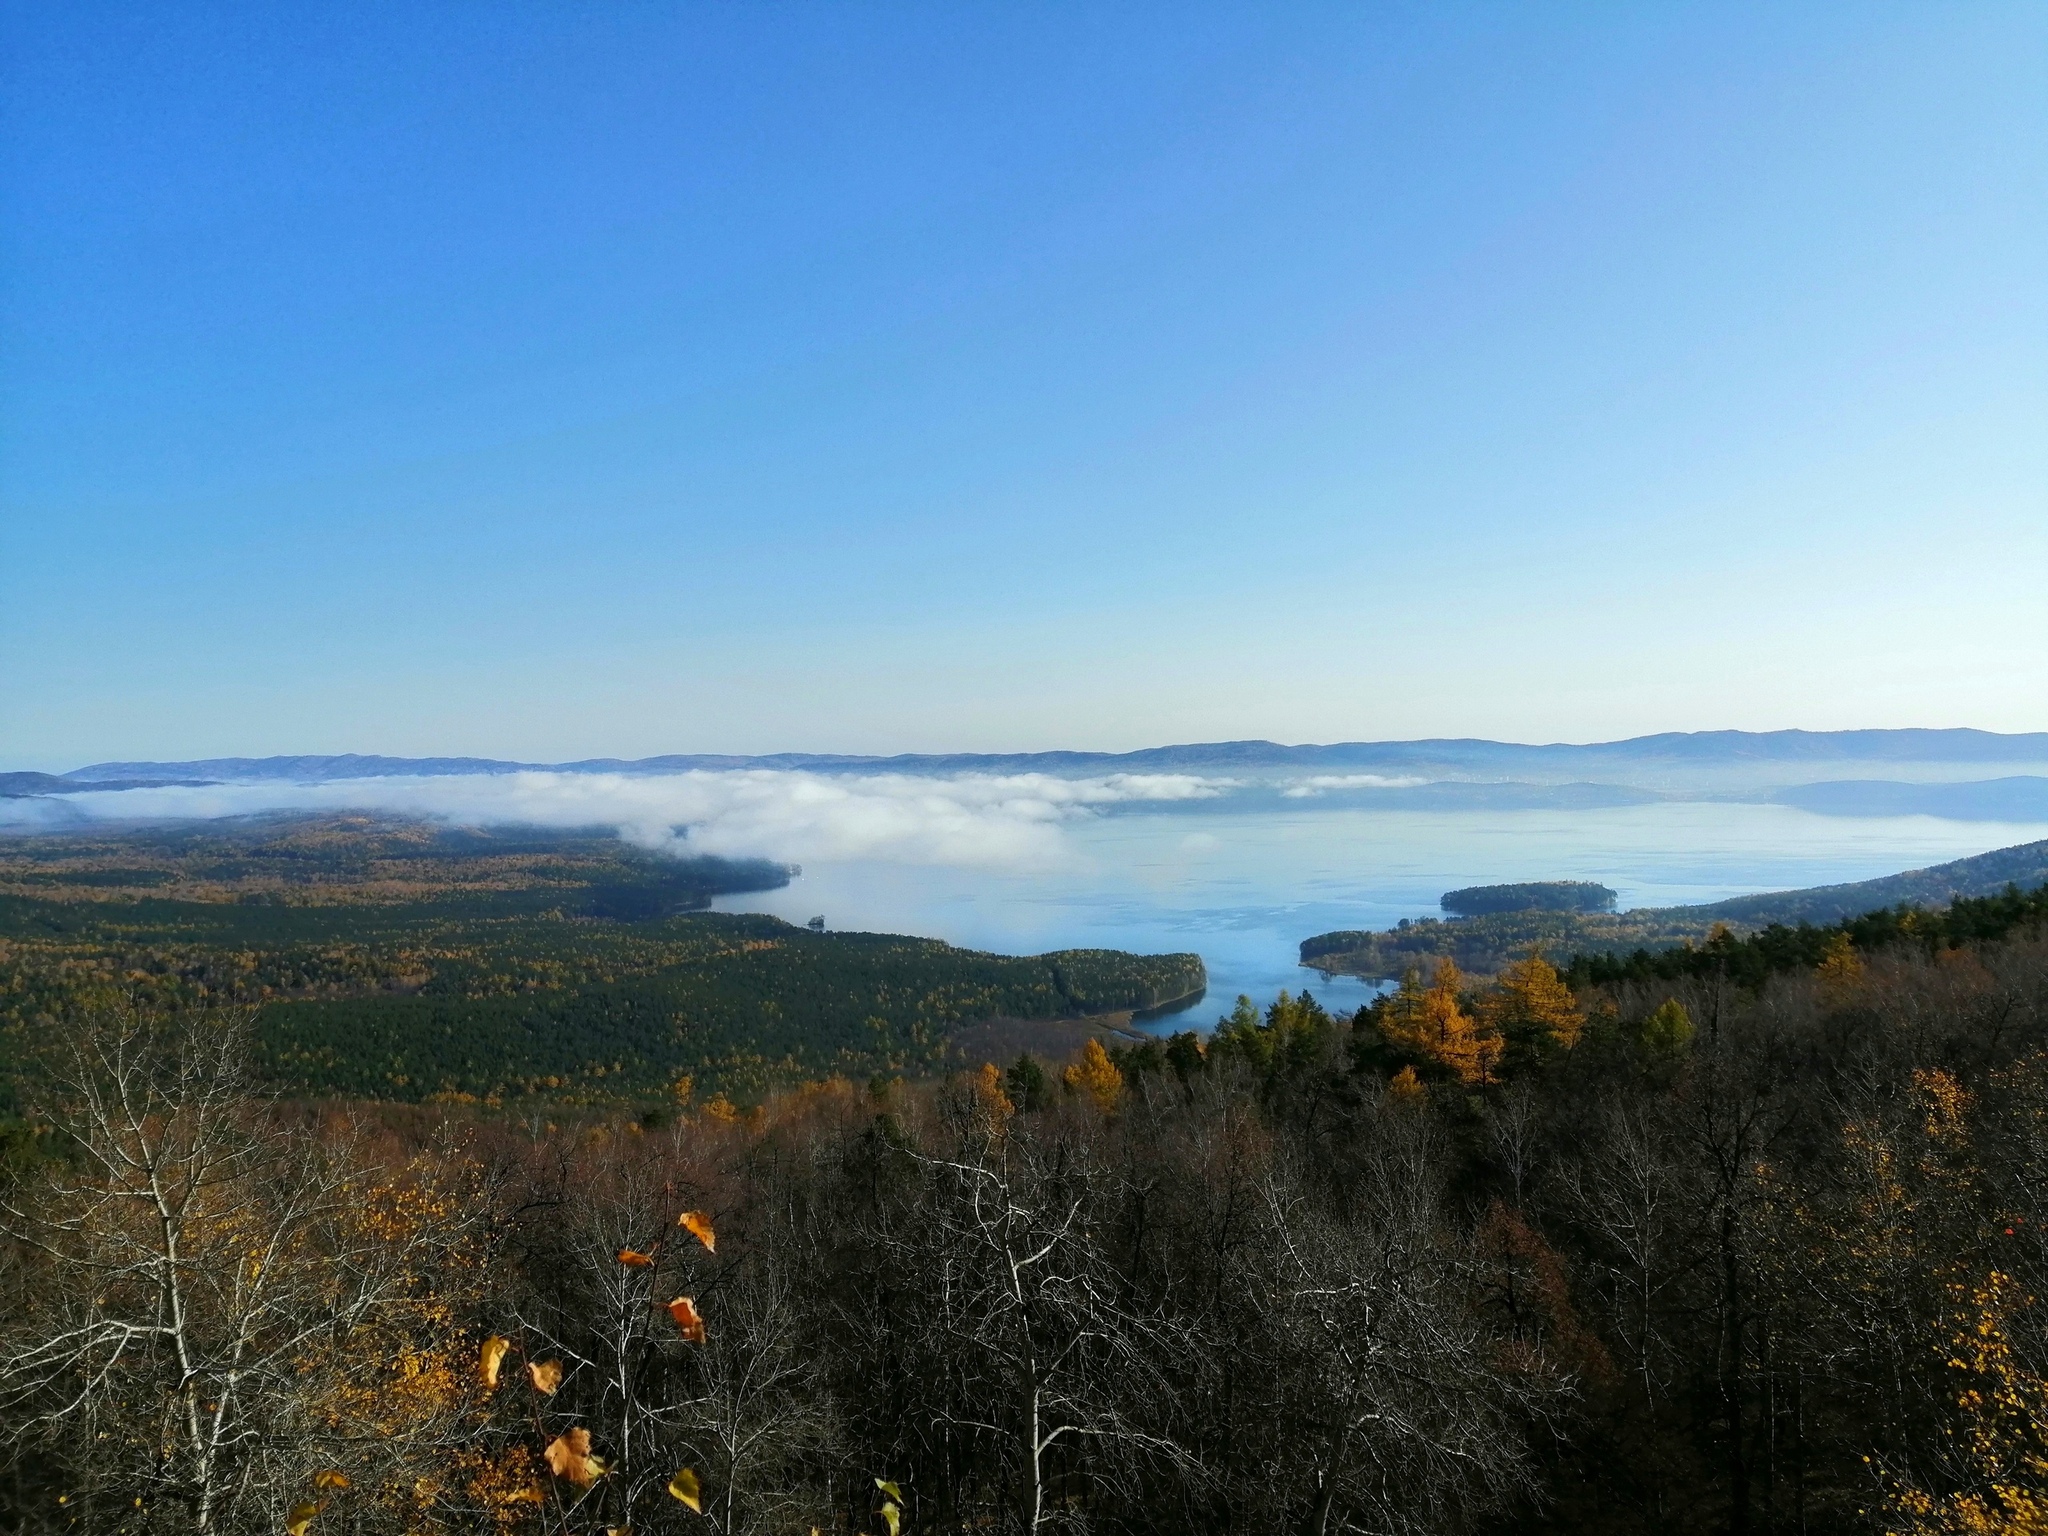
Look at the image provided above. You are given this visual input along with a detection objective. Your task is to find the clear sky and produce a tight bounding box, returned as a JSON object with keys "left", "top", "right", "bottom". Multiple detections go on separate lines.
{"left": 3, "top": 3, "right": 2043, "bottom": 770}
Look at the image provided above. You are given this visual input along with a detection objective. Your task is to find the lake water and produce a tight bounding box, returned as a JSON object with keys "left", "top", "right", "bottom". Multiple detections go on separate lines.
{"left": 713, "top": 802, "right": 2048, "bottom": 1028}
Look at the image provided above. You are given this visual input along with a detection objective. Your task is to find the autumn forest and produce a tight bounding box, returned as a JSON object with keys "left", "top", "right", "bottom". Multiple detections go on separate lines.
{"left": 0, "top": 834, "right": 2046, "bottom": 1534}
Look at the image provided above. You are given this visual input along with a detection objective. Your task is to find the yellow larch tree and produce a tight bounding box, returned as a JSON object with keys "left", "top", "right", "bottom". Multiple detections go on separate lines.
{"left": 1382, "top": 959, "right": 1504, "bottom": 1086}
{"left": 1064, "top": 1037, "right": 1125, "bottom": 1111}
{"left": 1484, "top": 951, "right": 1585, "bottom": 1053}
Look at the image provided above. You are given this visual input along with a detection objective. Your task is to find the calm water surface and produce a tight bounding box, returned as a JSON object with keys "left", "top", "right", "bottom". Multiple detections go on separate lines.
{"left": 714, "top": 802, "right": 2048, "bottom": 1028}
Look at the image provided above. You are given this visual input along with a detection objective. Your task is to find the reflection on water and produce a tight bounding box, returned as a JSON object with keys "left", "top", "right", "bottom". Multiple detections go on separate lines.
{"left": 713, "top": 801, "right": 2048, "bottom": 1029}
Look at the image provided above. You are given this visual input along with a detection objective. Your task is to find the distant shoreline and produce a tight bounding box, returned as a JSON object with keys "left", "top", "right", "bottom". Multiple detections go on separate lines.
{"left": 1301, "top": 835, "right": 2048, "bottom": 980}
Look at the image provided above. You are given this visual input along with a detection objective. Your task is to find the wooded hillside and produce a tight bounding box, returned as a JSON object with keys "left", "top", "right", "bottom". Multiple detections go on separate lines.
{"left": 0, "top": 818, "right": 1203, "bottom": 1106}
{"left": 4, "top": 873, "right": 2046, "bottom": 1533}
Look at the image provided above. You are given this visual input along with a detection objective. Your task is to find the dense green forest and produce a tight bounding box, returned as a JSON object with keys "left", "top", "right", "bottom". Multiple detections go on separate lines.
{"left": 0, "top": 817, "right": 1203, "bottom": 1105}
{"left": 1440, "top": 881, "right": 1617, "bottom": 917}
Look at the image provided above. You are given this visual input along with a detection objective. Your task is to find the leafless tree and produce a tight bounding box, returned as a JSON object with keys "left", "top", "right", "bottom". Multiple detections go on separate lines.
{"left": 1252, "top": 1102, "right": 1563, "bottom": 1536}
{"left": 886, "top": 1093, "right": 1193, "bottom": 1534}
{"left": 1559, "top": 1098, "right": 1685, "bottom": 1409}
{"left": 0, "top": 1008, "right": 485, "bottom": 1534}
{"left": 502, "top": 1131, "right": 836, "bottom": 1534}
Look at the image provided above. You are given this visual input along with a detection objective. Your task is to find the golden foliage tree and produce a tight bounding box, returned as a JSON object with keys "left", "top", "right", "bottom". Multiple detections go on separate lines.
{"left": 1886, "top": 1269, "right": 2048, "bottom": 1535}
{"left": 1819, "top": 931, "right": 1867, "bottom": 998}
{"left": 1484, "top": 952, "right": 1585, "bottom": 1053}
{"left": 1064, "top": 1038, "right": 1125, "bottom": 1111}
{"left": 1383, "top": 960, "right": 1504, "bottom": 1086}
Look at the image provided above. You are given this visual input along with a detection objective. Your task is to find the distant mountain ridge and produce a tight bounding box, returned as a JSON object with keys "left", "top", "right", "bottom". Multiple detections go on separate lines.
{"left": 62, "top": 728, "right": 2048, "bottom": 788}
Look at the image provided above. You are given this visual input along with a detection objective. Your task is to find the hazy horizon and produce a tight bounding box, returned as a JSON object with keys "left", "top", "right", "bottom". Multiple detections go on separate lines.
{"left": 13, "top": 722, "right": 2048, "bottom": 780}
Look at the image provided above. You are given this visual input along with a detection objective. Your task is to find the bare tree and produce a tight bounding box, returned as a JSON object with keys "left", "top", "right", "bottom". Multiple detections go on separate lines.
{"left": 1252, "top": 1103, "right": 1562, "bottom": 1536}
{"left": 886, "top": 1092, "right": 1192, "bottom": 1534}
{"left": 501, "top": 1130, "right": 836, "bottom": 1534}
{"left": 1559, "top": 1098, "right": 1684, "bottom": 1409}
{"left": 0, "top": 1008, "right": 486, "bottom": 1534}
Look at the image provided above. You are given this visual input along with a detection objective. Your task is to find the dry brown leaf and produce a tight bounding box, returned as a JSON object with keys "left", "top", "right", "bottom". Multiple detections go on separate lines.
{"left": 617, "top": 1247, "right": 655, "bottom": 1268}
{"left": 666, "top": 1295, "right": 707, "bottom": 1343}
{"left": 667, "top": 1467, "right": 703, "bottom": 1511}
{"left": 286, "top": 1500, "right": 320, "bottom": 1536}
{"left": 480, "top": 1335, "right": 511, "bottom": 1389}
{"left": 544, "top": 1427, "right": 607, "bottom": 1488}
{"left": 678, "top": 1210, "right": 716, "bottom": 1253}
{"left": 311, "top": 1469, "right": 349, "bottom": 1490}
{"left": 527, "top": 1358, "right": 564, "bottom": 1395}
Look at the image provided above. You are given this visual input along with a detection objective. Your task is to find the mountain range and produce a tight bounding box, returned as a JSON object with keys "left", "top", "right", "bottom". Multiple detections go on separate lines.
{"left": 43, "top": 728, "right": 2048, "bottom": 791}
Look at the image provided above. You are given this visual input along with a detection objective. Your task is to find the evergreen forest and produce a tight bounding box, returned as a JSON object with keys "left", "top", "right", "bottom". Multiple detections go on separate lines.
{"left": 0, "top": 817, "right": 1204, "bottom": 1110}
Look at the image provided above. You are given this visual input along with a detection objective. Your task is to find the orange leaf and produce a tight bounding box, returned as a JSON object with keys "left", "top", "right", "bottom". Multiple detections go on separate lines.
{"left": 311, "top": 1469, "right": 350, "bottom": 1491}
{"left": 678, "top": 1210, "right": 716, "bottom": 1253}
{"left": 544, "top": 1427, "right": 607, "bottom": 1488}
{"left": 667, "top": 1295, "right": 707, "bottom": 1343}
{"left": 286, "top": 1501, "right": 321, "bottom": 1536}
{"left": 480, "top": 1335, "right": 511, "bottom": 1389}
{"left": 527, "top": 1358, "right": 564, "bottom": 1395}
{"left": 618, "top": 1248, "right": 656, "bottom": 1268}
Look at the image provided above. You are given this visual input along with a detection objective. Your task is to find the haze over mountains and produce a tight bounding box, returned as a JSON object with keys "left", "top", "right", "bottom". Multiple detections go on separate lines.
{"left": 12, "top": 730, "right": 2047, "bottom": 828}
{"left": 43, "top": 727, "right": 2048, "bottom": 786}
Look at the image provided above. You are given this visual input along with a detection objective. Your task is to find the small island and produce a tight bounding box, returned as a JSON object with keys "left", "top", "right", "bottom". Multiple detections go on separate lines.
{"left": 1438, "top": 880, "right": 1616, "bottom": 917}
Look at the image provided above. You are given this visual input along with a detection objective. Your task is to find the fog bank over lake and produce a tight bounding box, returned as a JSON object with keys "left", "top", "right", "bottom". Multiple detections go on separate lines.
{"left": 713, "top": 800, "right": 2048, "bottom": 1024}
{"left": 14, "top": 740, "right": 2048, "bottom": 1026}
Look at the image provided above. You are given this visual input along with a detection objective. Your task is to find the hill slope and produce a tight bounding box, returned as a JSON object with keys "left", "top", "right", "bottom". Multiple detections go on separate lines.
{"left": 1301, "top": 837, "right": 2048, "bottom": 979}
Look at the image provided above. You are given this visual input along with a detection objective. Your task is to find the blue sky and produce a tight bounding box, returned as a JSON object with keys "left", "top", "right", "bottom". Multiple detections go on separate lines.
{"left": 3, "top": 3, "right": 2043, "bottom": 770}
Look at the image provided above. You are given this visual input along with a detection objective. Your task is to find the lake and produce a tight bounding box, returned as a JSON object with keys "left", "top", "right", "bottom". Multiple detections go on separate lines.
{"left": 713, "top": 801, "right": 2048, "bottom": 1027}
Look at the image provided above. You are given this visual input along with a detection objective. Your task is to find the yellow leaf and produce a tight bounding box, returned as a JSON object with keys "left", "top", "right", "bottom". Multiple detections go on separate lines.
{"left": 667, "top": 1295, "right": 707, "bottom": 1343}
{"left": 667, "top": 1467, "right": 703, "bottom": 1512}
{"left": 875, "top": 1479, "right": 903, "bottom": 1502}
{"left": 881, "top": 1500, "right": 901, "bottom": 1536}
{"left": 311, "top": 1469, "right": 349, "bottom": 1490}
{"left": 480, "top": 1335, "right": 511, "bottom": 1389}
{"left": 286, "top": 1500, "right": 320, "bottom": 1536}
{"left": 527, "top": 1358, "right": 564, "bottom": 1395}
{"left": 544, "top": 1427, "right": 605, "bottom": 1488}
{"left": 678, "top": 1210, "right": 717, "bottom": 1253}
{"left": 618, "top": 1247, "right": 656, "bottom": 1267}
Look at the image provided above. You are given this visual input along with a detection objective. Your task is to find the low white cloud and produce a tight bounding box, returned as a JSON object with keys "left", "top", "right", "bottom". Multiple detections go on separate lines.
{"left": 14, "top": 769, "right": 1237, "bottom": 870}
{"left": 1279, "top": 774, "right": 1428, "bottom": 798}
